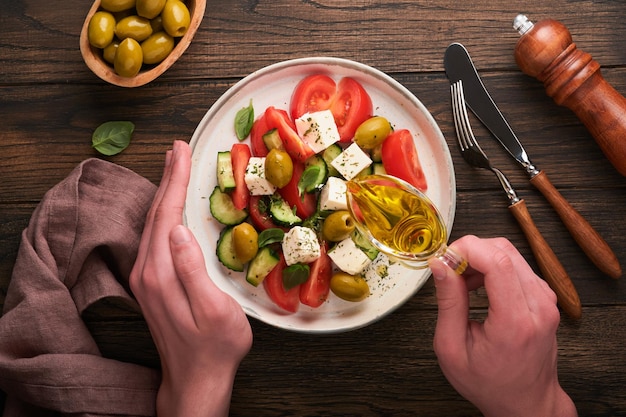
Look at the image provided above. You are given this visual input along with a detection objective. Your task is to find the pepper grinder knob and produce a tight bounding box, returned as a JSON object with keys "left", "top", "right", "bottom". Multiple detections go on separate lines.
{"left": 513, "top": 14, "right": 626, "bottom": 176}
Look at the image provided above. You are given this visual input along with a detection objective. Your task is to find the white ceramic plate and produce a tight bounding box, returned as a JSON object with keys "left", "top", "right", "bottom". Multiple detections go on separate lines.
{"left": 185, "top": 57, "right": 456, "bottom": 333}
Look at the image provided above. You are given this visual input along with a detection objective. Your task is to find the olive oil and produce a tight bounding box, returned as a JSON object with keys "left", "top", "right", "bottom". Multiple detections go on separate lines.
{"left": 346, "top": 178, "right": 446, "bottom": 255}
{"left": 346, "top": 175, "right": 467, "bottom": 273}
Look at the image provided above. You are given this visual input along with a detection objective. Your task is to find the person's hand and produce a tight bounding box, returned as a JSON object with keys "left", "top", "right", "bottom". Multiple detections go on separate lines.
{"left": 130, "top": 140, "right": 252, "bottom": 417}
{"left": 429, "top": 235, "right": 577, "bottom": 417}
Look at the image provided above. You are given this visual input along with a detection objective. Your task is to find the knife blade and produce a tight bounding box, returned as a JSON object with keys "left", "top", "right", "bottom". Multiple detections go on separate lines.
{"left": 444, "top": 42, "right": 621, "bottom": 279}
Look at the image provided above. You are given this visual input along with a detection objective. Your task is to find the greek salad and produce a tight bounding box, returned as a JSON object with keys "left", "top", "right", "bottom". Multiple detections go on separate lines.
{"left": 209, "top": 74, "right": 427, "bottom": 313}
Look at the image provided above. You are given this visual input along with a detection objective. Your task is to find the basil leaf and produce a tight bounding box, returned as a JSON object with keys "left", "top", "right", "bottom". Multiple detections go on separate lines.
{"left": 234, "top": 100, "right": 254, "bottom": 140}
{"left": 297, "top": 165, "right": 321, "bottom": 197}
{"left": 92, "top": 121, "right": 134, "bottom": 156}
{"left": 282, "top": 264, "right": 310, "bottom": 290}
{"left": 258, "top": 228, "right": 285, "bottom": 247}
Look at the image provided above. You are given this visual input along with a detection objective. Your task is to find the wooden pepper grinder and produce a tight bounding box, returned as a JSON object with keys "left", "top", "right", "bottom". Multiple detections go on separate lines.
{"left": 513, "top": 14, "right": 626, "bottom": 176}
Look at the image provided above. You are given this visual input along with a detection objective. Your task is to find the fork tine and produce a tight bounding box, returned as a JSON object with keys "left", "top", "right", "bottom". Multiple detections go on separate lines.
{"left": 452, "top": 81, "right": 475, "bottom": 152}
{"left": 450, "top": 80, "right": 491, "bottom": 169}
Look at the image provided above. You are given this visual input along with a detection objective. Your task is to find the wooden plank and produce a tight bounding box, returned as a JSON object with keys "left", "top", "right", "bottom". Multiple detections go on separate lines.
{"left": 2, "top": 0, "right": 626, "bottom": 83}
{"left": 74, "top": 305, "right": 626, "bottom": 416}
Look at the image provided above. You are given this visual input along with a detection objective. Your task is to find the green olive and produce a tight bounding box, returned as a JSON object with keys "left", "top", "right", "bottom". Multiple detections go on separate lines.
{"left": 330, "top": 272, "right": 370, "bottom": 302}
{"left": 322, "top": 210, "right": 356, "bottom": 242}
{"left": 265, "top": 148, "right": 294, "bottom": 188}
{"left": 354, "top": 116, "right": 392, "bottom": 149}
{"left": 161, "top": 0, "right": 191, "bottom": 37}
{"left": 150, "top": 15, "right": 164, "bottom": 32}
{"left": 141, "top": 31, "right": 174, "bottom": 64}
{"left": 100, "top": 0, "right": 136, "bottom": 12}
{"left": 102, "top": 39, "right": 120, "bottom": 64}
{"left": 232, "top": 223, "right": 259, "bottom": 263}
{"left": 115, "top": 15, "right": 153, "bottom": 42}
{"left": 88, "top": 11, "right": 116, "bottom": 48}
{"left": 114, "top": 37, "right": 143, "bottom": 77}
{"left": 136, "top": 0, "right": 167, "bottom": 19}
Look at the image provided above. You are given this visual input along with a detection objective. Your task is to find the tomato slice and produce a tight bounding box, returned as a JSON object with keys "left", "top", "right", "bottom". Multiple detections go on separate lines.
{"left": 263, "top": 252, "right": 300, "bottom": 313}
{"left": 278, "top": 160, "right": 317, "bottom": 219}
{"left": 290, "top": 76, "right": 373, "bottom": 143}
{"left": 231, "top": 143, "right": 251, "bottom": 210}
{"left": 248, "top": 195, "right": 287, "bottom": 231}
{"left": 329, "top": 77, "right": 373, "bottom": 142}
{"left": 299, "top": 243, "right": 332, "bottom": 308}
{"left": 250, "top": 113, "right": 270, "bottom": 157}
{"left": 381, "top": 129, "right": 428, "bottom": 191}
{"left": 264, "top": 106, "right": 315, "bottom": 163}
{"left": 289, "top": 74, "right": 337, "bottom": 120}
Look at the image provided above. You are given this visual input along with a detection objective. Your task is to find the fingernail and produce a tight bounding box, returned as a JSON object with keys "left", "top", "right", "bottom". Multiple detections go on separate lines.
{"left": 429, "top": 259, "right": 447, "bottom": 281}
{"left": 171, "top": 225, "right": 192, "bottom": 245}
{"left": 164, "top": 150, "right": 173, "bottom": 167}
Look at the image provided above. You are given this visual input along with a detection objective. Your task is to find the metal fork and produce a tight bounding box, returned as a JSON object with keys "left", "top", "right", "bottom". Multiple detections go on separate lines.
{"left": 450, "top": 80, "right": 582, "bottom": 319}
{"left": 451, "top": 81, "right": 519, "bottom": 206}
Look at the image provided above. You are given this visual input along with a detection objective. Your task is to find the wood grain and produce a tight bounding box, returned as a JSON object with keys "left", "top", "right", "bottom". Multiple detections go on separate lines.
{"left": 2, "top": 0, "right": 626, "bottom": 415}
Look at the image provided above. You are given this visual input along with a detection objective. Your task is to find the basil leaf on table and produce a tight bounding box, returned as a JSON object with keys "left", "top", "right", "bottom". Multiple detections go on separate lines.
{"left": 282, "top": 264, "right": 310, "bottom": 290}
{"left": 234, "top": 100, "right": 254, "bottom": 140}
{"left": 92, "top": 121, "right": 135, "bottom": 156}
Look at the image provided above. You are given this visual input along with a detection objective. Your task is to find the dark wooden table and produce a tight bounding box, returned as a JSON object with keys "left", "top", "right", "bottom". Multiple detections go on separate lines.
{"left": 2, "top": 0, "right": 625, "bottom": 415}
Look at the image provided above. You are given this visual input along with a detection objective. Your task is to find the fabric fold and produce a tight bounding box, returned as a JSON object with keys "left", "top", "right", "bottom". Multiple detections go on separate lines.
{"left": 0, "top": 158, "right": 160, "bottom": 416}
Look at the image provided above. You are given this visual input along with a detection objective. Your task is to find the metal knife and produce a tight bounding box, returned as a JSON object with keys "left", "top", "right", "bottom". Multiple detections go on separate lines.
{"left": 444, "top": 42, "right": 621, "bottom": 279}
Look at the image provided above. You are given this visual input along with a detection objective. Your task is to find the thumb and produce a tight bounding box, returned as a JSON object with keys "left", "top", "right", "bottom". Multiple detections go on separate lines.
{"left": 429, "top": 257, "right": 470, "bottom": 353}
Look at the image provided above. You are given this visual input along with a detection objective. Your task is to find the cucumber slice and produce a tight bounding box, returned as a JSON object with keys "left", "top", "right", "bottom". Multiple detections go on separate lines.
{"left": 262, "top": 128, "right": 284, "bottom": 151}
{"left": 246, "top": 246, "right": 280, "bottom": 286}
{"left": 216, "top": 227, "right": 245, "bottom": 272}
{"left": 216, "top": 151, "right": 236, "bottom": 192}
{"left": 372, "top": 162, "right": 386, "bottom": 175}
{"left": 322, "top": 143, "right": 342, "bottom": 177}
{"left": 300, "top": 154, "right": 328, "bottom": 193}
{"left": 269, "top": 195, "right": 302, "bottom": 226}
{"left": 209, "top": 187, "right": 248, "bottom": 226}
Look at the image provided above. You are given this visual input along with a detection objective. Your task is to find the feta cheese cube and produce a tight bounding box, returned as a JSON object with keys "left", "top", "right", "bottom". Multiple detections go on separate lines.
{"left": 282, "top": 226, "right": 321, "bottom": 266}
{"left": 331, "top": 143, "right": 372, "bottom": 180}
{"left": 295, "top": 110, "right": 341, "bottom": 154}
{"left": 319, "top": 176, "right": 348, "bottom": 211}
{"left": 245, "top": 157, "right": 276, "bottom": 195}
{"left": 328, "top": 237, "right": 372, "bottom": 275}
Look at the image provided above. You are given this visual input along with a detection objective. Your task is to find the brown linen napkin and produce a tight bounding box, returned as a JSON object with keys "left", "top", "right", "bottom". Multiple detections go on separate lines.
{"left": 0, "top": 158, "right": 161, "bottom": 416}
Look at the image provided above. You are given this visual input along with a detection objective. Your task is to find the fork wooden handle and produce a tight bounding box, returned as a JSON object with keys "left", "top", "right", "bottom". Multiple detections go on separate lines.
{"left": 531, "top": 170, "right": 621, "bottom": 279}
{"left": 509, "top": 199, "right": 582, "bottom": 319}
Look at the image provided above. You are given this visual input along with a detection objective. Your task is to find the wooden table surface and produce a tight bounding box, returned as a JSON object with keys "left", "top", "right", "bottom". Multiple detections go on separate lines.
{"left": 2, "top": 0, "right": 625, "bottom": 415}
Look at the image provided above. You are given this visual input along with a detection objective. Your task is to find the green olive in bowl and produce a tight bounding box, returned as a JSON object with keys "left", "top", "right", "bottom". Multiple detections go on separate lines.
{"left": 88, "top": 11, "right": 116, "bottom": 48}
{"left": 141, "top": 32, "right": 175, "bottom": 65}
{"left": 80, "top": 0, "right": 205, "bottom": 87}
{"left": 114, "top": 37, "right": 143, "bottom": 77}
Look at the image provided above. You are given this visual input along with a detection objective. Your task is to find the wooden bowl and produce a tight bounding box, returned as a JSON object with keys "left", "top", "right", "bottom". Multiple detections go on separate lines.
{"left": 79, "top": 0, "right": 206, "bottom": 87}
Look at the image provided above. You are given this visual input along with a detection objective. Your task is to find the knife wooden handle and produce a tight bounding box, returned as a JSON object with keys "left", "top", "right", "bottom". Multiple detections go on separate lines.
{"left": 509, "top": 199, "right": 582, "bottom": 319}
{"left": 514, "top": 17, "right": 626, "bottom": 176}
{"left": 530, "top": 170, "right": 622, "bottom": 279}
